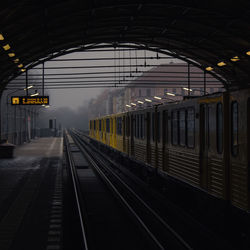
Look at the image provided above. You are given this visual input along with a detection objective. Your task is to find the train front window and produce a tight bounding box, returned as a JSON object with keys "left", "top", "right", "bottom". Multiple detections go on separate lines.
{"left": 179, "top": 109, "right": 186, "bottom": 146}
{"left": 217, "top": 103, "right": 223, "bottom": 154}
{"left": 187, "top": 108, "right": 195, "bottom": 148}
{"left": 231, "top": 102, "right": 238, "bottom": 156}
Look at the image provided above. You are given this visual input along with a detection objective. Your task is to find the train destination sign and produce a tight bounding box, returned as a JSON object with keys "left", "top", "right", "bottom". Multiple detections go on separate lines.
{"left": 11, "top": 96, "right": 49, "bottom": 105}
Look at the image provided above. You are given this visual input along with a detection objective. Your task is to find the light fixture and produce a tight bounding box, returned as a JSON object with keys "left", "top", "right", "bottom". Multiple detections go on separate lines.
{"left": 137, "top": 100, "right": 144, "bottom": 104}
{"left": 18, "top": 63, "right": 23, "bottom": 68}
{"left": 21, "top": 68, "right": 26, "bottom": 72}
{"left": 3, "top": 44, "right": 10, "bottom": 50}
{"left": 154, "top": 96, "right": 162, "bottom": 100}
{"left": 145, "top": 98, "right": 152, "bottom": 102}
{"left": 166, "top": 92, "right": 175, "bottom": 96}
{"left": 24, "top": 85, "right": 33, "bottom": 91}
{"left": 14, "top": 58, "right": 19, "bottom": 63}
{"left": 0, "top": 34, "right": 4, "bottom": 40}
{"left": 131, "top": 102, "right": 136, "bottom": 106}
{"left": 126, "top": 104, "right": 131, "bottom": 108}
{"left": 205, "top": 66, "right": 213, "bottom": 71}
{"left": 217, "top": 61, "right": 226, "bottom": 67}
{"left": 182, "top": 87, "right": 193, "bottom": 91}
{"left": 230, "top": 56, "right": 240, "bottom": 62}
{"left": 30, "top": 92, "right": 39, "bottom": 97}
{"left": 246, "top": 51, "right": 250, "bottom": 56}
{"left": 8, "top": 53, "right": 15, "bottom": 57}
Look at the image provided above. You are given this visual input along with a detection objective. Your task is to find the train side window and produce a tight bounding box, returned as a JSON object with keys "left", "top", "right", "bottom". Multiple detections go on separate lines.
{"left": 208, "top": 106, "right": 212, "bottom": 149}
{"left": 94, "top": 120, "right": 96, "bottom": 130}
{"left": 179, "top": 109, "right": 186, "bottom": 146}
{"left": 157, "top": 112, "right": 161, "bottom": 142}
{"left": 139, "top": 115, "right": 142, "bottom": 139}
{"left": 172, "top": 110, "right": 178, "bottom": 145}
{"left": 117, "top": 117, "right": 122, "bottom": 135}
{"left": 141, "top": 114, "right": 145, "bottom": 139}
{"left": 134, "top": 115, "right": 137, "bottom": 138}
{"left": 138, "top": 115, "right": 140, "bottom": 139}
{"left": 163, "top": 111, "right": 168, "bottom": 144}
{"left": 120, "top": 117, "right": 122, "bottom": 135}
{"left": 126, "top": 116, "right": 130, "bottom": 137}
{"left": 135, "top": 115, "right": 138, "bottom": 138}
{"left": 132, "top": 115, "right": 136, "bottom": 137}
{"left": 187, "top": 108, "right": 195, "bottom": 148}
{"left": 231, "top": 101, "right": 238, "bottom": 156}
{"left": 217, "top": 103, "right": 223, "bottom": 154}
{"left": 152, "top": 112, "right": 155, "bottom": 141}
{"left": 99, "top": 120, "right": 102, "bottom": 131}
{"left": 106, "top": 119, "right": 110, "bottom": 133}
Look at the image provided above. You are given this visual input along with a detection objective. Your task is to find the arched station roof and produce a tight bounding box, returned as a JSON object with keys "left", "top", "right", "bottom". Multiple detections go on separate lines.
{"left": 0, "top": 0, "right": 250, "bottom": 91}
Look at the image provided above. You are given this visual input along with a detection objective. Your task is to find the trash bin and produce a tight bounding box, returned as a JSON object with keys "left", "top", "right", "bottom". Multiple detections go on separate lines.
{"left": 0, "top": 140, "right": 15, "bottom": 158}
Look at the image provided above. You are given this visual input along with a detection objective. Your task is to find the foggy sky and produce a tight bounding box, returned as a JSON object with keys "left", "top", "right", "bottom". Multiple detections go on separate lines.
{"left": 32, "top": 49, "right": 179, "bottom": 111}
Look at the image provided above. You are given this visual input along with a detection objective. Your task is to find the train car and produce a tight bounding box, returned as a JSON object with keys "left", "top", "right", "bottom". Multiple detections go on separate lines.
{"left": 88, "top": 89, "right": 250, "bottom": 212}
{"left": 228, "top": 89, "right": 250, "bottom": 211}
{"left": 129, "top": 107, "right": 153, "bottom": 165}
{"left": 157, "top": 93, "right": 229, "bottom": 201}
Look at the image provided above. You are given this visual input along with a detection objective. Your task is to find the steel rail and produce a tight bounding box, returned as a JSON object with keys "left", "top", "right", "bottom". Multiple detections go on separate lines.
{"left": 71, "top": 130, "right": 193, "bottom": 250}
{"left": 70, "top": 131, "right": 165, "bottom": 250}
{"left": 64, "top": 132, "right": 89, "bottom": 250}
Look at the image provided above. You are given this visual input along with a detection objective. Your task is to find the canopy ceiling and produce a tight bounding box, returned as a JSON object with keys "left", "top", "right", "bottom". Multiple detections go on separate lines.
{"left": 0, "top": 0, "right": 250, "bottom": 91}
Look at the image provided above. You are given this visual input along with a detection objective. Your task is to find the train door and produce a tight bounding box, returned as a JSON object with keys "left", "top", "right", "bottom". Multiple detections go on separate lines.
{"left": 122, "top": 116, "right": 125, "bottom": 152}
{"left": 146, "top": 112, "right": 151, "bottom": 164}
{"left": 200, "top": 104, "right": 209, "bottom": 189}
{"left": 162, "top": 110, "right": 168, "bottom": 171}
{"left": 130, "top": 114, "right": 134, "bottom": 156}
{"left": 247, "top": 99, "right": 250, "bottom": 209}
{"left": 114, "top": 117, "right": 117, "bottom": 148}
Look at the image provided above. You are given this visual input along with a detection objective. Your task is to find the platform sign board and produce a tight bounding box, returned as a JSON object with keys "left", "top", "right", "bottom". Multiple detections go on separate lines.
{"left": 11, "top": 96, "right": 49, "bottom": 105}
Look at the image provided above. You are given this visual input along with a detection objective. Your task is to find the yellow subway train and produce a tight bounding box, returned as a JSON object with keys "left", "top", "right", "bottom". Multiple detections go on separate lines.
{"left": 89, "top": 89, "right": 250, "bottom": 212}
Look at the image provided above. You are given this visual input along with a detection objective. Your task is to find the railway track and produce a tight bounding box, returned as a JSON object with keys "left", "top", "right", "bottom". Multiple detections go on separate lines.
{"left": 64, "top": 129, "right": 193, "bottom": 250}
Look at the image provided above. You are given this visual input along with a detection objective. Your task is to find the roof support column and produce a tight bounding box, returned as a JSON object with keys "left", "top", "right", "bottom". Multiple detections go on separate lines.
{"left": 42, "top": 62, "right": 45, "bottom": 96}
{"left": 26, "top": 70, "right": 28, "bottom": 96}
{"left": 188, "top": 63, "right": 190, "bottom": 96}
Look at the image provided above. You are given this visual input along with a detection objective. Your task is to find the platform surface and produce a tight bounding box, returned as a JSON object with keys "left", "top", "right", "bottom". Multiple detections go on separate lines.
{"left": 15, "top": 137, "right": 63, "bottom": 158}
{"left": 0, "top": 137, "right": 63, "bottom": 250}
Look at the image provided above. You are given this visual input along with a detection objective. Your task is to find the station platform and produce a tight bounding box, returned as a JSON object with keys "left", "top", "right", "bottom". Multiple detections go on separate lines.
{"left": 0, "top": 137, "right": 63, "bottom": 250}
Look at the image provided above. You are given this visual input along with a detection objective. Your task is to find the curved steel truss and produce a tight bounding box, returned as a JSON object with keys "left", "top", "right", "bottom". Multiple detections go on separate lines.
{"left": 0, "top": 1, "right": 250, "bottom": 90}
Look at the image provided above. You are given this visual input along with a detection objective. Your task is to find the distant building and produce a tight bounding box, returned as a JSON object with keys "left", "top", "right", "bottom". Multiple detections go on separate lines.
{"left": 88, "top": 63, "right": 224, "bottom": 117}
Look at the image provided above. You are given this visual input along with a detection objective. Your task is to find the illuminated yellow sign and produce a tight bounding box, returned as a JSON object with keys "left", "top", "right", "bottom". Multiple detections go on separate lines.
{"left": 12, "top": 97, "right": 20, "bottom": 104}
{"left": 11, "top": 96, "right": 49, "bottom": 105}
